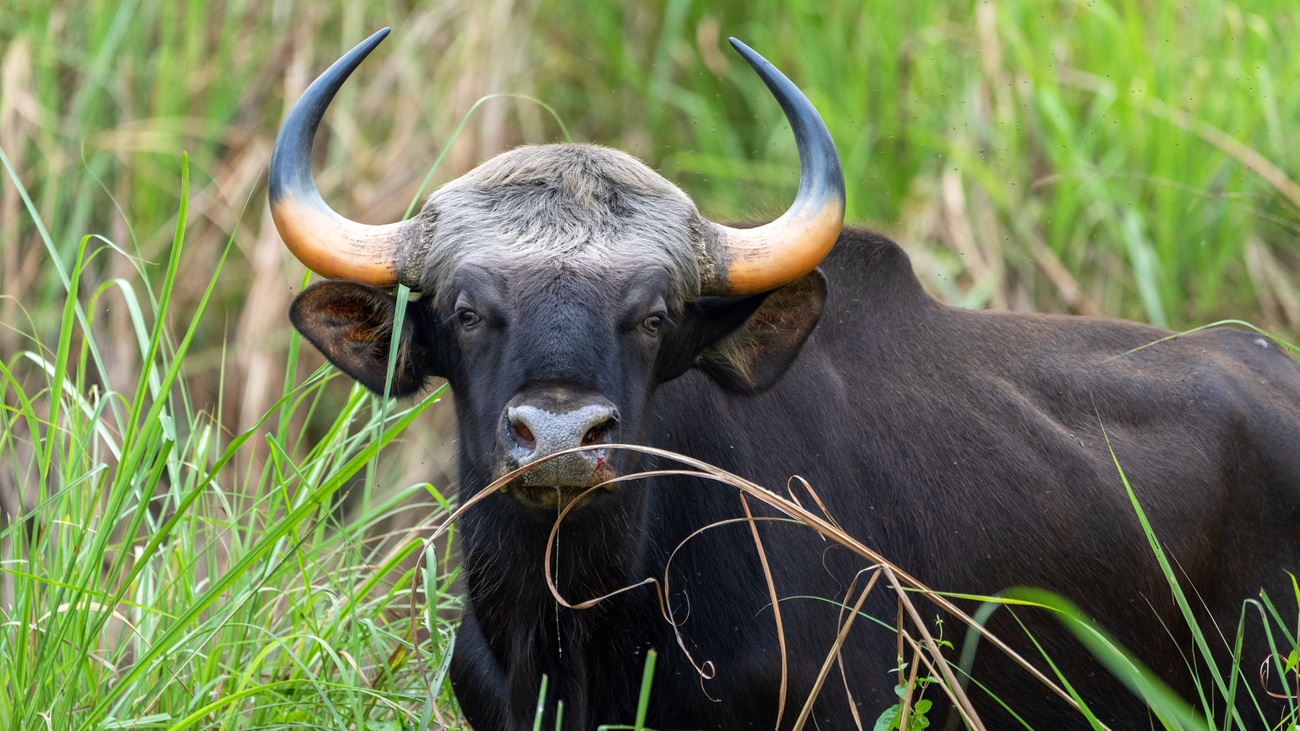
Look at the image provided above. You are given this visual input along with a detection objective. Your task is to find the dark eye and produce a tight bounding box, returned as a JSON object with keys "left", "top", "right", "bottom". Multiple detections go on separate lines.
{"left": 641, "top": 314, "right": 664, "bottom": 334}
{"left": 458, "top": 310, "right": 481, "bottom": 328}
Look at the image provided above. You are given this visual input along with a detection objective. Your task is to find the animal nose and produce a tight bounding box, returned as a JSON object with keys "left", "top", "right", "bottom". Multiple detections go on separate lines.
{"left": 498, "top": 387, "right": 622, "bottom": 489}
{"left": 505, "top": 402, "right": 620, "bottom": 459}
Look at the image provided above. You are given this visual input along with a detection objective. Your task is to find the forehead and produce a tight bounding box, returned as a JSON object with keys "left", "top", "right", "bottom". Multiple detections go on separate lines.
{"left": 411, "top": 144, "right": 707, "bottom": 301}
{"left": 449, "top": 259, "right": 671, "bottom": 312}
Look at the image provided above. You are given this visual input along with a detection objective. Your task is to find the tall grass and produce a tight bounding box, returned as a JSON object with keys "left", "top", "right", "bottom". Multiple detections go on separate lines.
{"left": 3, "top": 2, "right": 1297, "bottom": 360}
{"left": 2, "top": 0, "right": 1298, "bottom": 728}
{"left": 0, "top": 156, "right": 462, "bottom": 727}
{"left": 2, "top": 0, "right": 1296, "bottom": 489}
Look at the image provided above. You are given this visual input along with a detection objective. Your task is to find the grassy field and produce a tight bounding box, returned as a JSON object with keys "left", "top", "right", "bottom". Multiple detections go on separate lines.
{"left": 1, "top": 0, "right": 1298, "bottom": 728}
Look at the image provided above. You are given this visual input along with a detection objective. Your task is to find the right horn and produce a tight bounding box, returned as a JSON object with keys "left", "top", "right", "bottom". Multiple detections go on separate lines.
{"left": 269, "top": 28, "right": 419, "bottom": 289}
{"left": 702, "top": 39, "right": 846, "bottom": 296}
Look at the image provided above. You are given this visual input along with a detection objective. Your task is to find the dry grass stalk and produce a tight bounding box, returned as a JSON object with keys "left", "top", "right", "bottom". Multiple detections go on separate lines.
{"left": 884, "top": 564, "right": 983, "bottom": 728}
{"left": 427, "top": 443, "right": 1104, "bottom": 726}
{"left": 740, "top": 491, "right": 790, "bottom": 728}
{"left": 1244, "top": 236, "right": 1300, "bottom": 331}
{"left": 791, "top": 567, "right": 879, "bottom": 731}
{"left": 897, "top": 636, "right": 923, "bottom": 731}
{"left": 1029, "top": 236, "right": 1105, "bottom": 317}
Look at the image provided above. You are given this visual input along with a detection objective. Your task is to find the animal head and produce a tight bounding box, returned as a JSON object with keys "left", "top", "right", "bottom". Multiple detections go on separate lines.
{"left": 272, "top": 28, "right": 844, "bottom": 510}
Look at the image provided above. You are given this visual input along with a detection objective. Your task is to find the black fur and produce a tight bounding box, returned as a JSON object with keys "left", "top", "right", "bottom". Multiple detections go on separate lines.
{"left": 291, "top": 228, "right": 1300, "bottom": 730}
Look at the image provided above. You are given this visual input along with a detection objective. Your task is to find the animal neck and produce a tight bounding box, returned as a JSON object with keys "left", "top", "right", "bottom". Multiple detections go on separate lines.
{"left": 458, "top": 482, "right": 647, "bottom": 608}
{"left": 457, "top": 484, "right": 657, "bottom": 728}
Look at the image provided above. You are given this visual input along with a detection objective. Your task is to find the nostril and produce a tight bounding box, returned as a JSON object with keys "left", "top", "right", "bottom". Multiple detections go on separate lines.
{"left": 511, "top": 421, "right": 536, "bottom": 450}
{"left": 505, "top": 401, "right": 618, "bottom": 456}
{"left": 582, "top": 417, "right": 618, "bottom": 446}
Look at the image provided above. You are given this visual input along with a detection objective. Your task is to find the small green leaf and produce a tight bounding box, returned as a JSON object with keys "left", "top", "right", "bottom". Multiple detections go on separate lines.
{"left": 872, "top": 704, "right": 901, "bottom": 731}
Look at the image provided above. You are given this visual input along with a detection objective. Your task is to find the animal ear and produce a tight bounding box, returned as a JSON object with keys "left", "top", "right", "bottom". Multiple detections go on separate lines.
{"left": 658, "top": 270, "right": 826, "bottom": 394}
{"left": 695, "top": 269, "right": 826, "bottom": 394}
{"left": 289, "top": 280, "right": 439, "bottom": 397}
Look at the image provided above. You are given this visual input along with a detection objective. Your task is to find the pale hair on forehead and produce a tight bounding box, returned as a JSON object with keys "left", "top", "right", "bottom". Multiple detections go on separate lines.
{"left": 406, "top": 144, "right": 713, "bottom": 301}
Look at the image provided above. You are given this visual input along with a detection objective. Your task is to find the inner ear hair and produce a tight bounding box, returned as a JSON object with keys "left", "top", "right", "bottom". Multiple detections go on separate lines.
{"left": 697, "top": 270, "right": 827, "bottom": 394}
{"left": 289, "top": 280, "right": 432, "bottom": 397}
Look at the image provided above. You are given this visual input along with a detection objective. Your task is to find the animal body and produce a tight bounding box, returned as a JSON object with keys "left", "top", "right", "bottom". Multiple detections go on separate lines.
{"left": 270, "top": 29, "right": 1300, "bottom": 730}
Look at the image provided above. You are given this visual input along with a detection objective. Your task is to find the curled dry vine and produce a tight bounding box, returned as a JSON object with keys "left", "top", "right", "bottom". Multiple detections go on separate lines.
{"left": 421, "top": 443, "right": 1116, "bottom": 729}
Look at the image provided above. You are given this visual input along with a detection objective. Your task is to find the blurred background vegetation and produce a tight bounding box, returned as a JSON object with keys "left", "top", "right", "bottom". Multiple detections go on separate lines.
{"left": 1, "top": 0, "right": 1298, "bottom": 727}
{"left": 3, "top": 0, "right": 1297, "bottom": 433}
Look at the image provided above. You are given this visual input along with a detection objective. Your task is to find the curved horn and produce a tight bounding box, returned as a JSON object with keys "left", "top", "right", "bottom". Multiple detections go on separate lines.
{"left": 703, "top": 39, "right": 846, "bottom": 296}
{"left": 269, "top": 28, "right": 415, "bottom": 288}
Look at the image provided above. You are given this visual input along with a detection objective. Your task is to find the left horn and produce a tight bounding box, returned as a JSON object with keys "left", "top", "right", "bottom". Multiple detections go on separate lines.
{"left": 702, "top": 39, "right": 846, "bottom": 296}
{"left": 269, "top": 28, "right": 416, "bottom": 288}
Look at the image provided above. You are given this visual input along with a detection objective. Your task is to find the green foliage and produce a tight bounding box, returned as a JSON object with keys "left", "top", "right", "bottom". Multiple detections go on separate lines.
{"left": 2, "top": 1, "right": 1299, "bottom": 728}
{"left": 873, "top": 680, "right": 935, "bottom": 731}
{"left": 2, "top": 0, "right": 1298, "bottom": 348}
{"left": 536, "top": 0, "right": 1300, "bottom": 330}
{"left": 0, "top": 155, "right": 461, "bottom": 729}
{"left": 872, "top": 621, "right": 952, "bottom": 731}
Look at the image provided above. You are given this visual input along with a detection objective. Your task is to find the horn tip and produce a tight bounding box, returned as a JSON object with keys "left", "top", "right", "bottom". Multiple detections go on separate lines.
{"left": 359, "top": 28, "right": 390, "bottom": 54}
{"left": 727, "top": 37, "right": 774, "bottom": 77}
{"left": 728, "top": 37, "right": 753, "bottom": 57}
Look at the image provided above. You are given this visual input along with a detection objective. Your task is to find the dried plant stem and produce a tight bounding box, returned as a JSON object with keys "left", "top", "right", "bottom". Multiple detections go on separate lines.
{"left": 740, "top": 492, "right": 789, "bottom": 730}
{"left": 428, "top": 444, "right": 1098, "bottom": 723}
{"left": 900, "top": 630, "right": 981, "bottom": 731}
{"left": 897, "top": 639, "right": 923, "bottom": 731}
{"left": 885, "top": 564, "right": 984, "bottom": 728}
{"left": 792, "top": 568, "right": 880, "bottom": 731}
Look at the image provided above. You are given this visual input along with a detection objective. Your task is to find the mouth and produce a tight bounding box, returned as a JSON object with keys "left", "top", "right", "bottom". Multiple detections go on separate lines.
{"left": 498, "top": 452, "right": 620, "bottom": 511}
{"left": 503, "top": 481, "right": 618, "bottom": 511}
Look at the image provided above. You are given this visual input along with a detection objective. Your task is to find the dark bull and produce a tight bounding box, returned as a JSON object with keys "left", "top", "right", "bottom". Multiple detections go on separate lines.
{"left": 271, "top": 28, "right": 1300, "bottom": 730}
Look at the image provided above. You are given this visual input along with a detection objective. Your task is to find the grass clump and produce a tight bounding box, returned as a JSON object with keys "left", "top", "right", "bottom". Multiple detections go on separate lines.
{"left": 2, "top": 2, "right": 1298, "bottom": 729}
{"left": 0, "top": 156, "right": 462, "bottom": 729}
{"left": 2, "top": 1, "right": 1297, "bottom": 379}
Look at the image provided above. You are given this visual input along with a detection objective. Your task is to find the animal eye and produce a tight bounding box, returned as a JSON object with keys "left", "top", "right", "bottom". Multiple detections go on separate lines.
{"left": 641, "top": 314, "right": 664, "bottom": 334}
{"left": 458, "top": 310, "right": 481, "bottom": 328}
